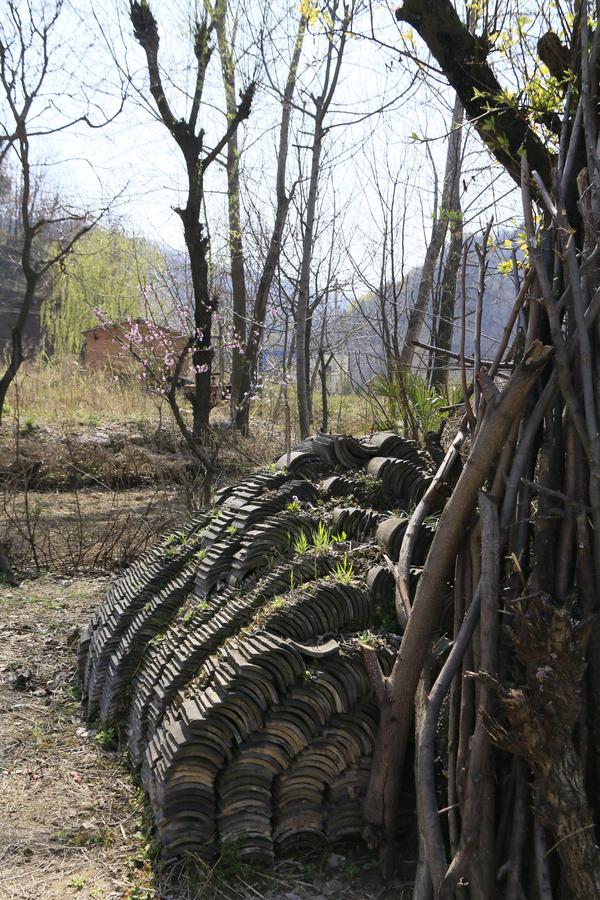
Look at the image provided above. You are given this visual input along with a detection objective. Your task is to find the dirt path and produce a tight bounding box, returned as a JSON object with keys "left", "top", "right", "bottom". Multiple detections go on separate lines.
{"left": 0, "top": 576, "right": 154, "bottom": 900}
{"left": 0, "top": 576, "right": 408, "bottom": 900}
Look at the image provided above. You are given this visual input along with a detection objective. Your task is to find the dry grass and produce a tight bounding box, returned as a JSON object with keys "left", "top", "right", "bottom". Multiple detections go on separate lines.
{"left": 0, "top": 576, "right": 145, "bottom": 900}
{"left": 1, "top": 487, "right": 187, "bottom": 575}
{"left": 4, "top": 358, "right": 167, "bottom": 427}
{"left": 253, "top": 378, "right": 378, "bottom": 443}
{"left": 4, "top": 358, "right": 380, "bottom": 444}
{"left": 0, "top": 358, "right": 374, "bottom": 580}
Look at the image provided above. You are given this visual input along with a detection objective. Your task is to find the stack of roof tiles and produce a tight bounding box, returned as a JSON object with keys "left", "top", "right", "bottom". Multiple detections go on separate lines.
{"left": 79, "top": 432, "right": 436, "bottom": 862}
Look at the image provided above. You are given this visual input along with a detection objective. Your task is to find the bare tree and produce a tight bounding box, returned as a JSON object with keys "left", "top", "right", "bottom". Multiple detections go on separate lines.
{"left": 429, "top": 170, "right": 463, "bottom": 388}
{"left": 347, "top": 157, "right": 412, "bottom": 396}
{"left": 128, "top": 1, "right": 255, "bottom": 438}
{"left": 0, "top": 0, "right": 115, "bottom": 422}
{"left": 400, "top": 94, "right": 464, "bottom": 368}
{"left": 204, "top": 0, "right": 307, "bottom": 433}
{"left": 295, "top": 0, "right": 354, "bottom": 439}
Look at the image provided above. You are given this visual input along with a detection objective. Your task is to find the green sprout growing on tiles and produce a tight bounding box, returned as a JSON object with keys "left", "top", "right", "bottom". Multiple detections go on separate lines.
{"left": 334, "top": 553, "right": 354, "bottom": 585}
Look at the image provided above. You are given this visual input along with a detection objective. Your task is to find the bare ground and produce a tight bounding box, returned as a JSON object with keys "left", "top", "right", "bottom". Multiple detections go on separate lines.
{"left": 0, "top": 576, "right": 411, "bottom": 900}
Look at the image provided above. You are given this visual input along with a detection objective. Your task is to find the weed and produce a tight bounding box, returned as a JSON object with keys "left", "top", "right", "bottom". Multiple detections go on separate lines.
{"left": 331, "top": 529, "right": 347, "bottom": 543}
{"left": 62, "top": 683, "right": 82, "bottom": 701}
{"left": 182, "top": 601, "right": 209, "bottom": 624}
{"left": 312, "top": 521, "right": 331, "bottom": 553}
{"left": 126, "top": 886, "right": 152, "bottom": 900}
{"left": 21, "top": 416, "right": 36, "bottom": 434}
{"left": 148, "top": 631, "right": 166, "bottom": 648}
{"left": 293, "top": 531, "right": 310, "bottom": 555}
{"left": 67, "top": 876, "right": 86, "bottom": 891}
{"left": 162, "top": 532, "right": 181, "bottom": 559}
{"left": 194, "top": 548, "right": 207, "bottom": 562}
{"left": 226, "top": 524, "right": 238, "bottom": 536}
{"left": 94, "top": 727, "right": 118, "bottom": 751}
{"left": 31, "top": 722, "right": 45, "bottom": 747}
{"left": 181, "top": 608, "right": 194, "bottom": 625}
{"left": 80, "top": 412, "right": 100, "bottom": 427}
{"left": 162, "top": 531, "right": 194, "bottom": 560}
{"left": 371, "top": 370, "right": 448, "bottom": 440}
{"left": 334, "top": 553, "right": 355, "bottom": 585}
{"left": 357, "top": 630, "right": 375, "bottom": 646}
{"left": 54, "top": 826, "right": 114, "bottom": 848}
{"left": 286, "top": 498, "right": 301, "bottom": 512}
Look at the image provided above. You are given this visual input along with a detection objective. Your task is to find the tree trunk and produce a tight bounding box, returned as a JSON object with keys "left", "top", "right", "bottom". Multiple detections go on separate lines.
{"left": 130, "top": 1, "right": 255, "bottom": 439}
{"left": 294, "top": 1, "right": 349, "bottom": 438}
{"left": 296, "top": 123, "right": 323, "bottom": 439}
{"left": 395, "top": 0, "right": 553, "bottom": 191}
{"left": 207, "top": 0, "right": 248, "bottom": 425}
{"left": 178, "top": 155, "right": 214, "bottom": 439}
{"left": 205, "top": 3, "right": 306, "bottom": 434}
{"left": 400, "top": 96, "right": 463, "bottom": 369}
{"left": 318, "top": 348, "right": 329, "bottom": 432}
{"left": 431, "top": 187, "right": 463, "bottom": 389}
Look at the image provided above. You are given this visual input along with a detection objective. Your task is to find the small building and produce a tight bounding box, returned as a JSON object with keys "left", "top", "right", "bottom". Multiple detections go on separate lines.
{"left": 82, "top": 320, "right": 189, "bottom": 372}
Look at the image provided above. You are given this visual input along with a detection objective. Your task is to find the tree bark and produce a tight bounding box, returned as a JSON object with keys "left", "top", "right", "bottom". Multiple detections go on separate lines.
{"left": 488, "top": 597, "right": 600, "bottom": 898}
{"left": 430, "top": 186, "right": 463, "bottom": 389}
{"left": 401, "top": 95, "right": 463, "bottom": 368}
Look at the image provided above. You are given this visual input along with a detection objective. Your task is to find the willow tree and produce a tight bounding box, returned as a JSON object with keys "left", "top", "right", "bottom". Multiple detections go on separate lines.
{"left": 42, "top": 228, "right": 163, "bottom": 357}
{"left": 362, "top": 1, "right": 600, "bottom": 896}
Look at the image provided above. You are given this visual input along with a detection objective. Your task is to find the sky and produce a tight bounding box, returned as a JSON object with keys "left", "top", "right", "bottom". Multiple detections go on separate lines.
{"left": 1, "top": 0, "right": 525, "bottom": 286}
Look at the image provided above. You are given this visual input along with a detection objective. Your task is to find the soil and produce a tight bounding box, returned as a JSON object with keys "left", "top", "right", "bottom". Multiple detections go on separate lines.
{"left": 0, "top": 576, "right": 411, "bottom": 900}
{"left": 1, "top": 487, "right": 187, "bottom": 575}
{"left": 0, "top": 420, "right": 284, "bottom": 492}
{"left": 0, "top": 418, "right": 285, "bottom": 576}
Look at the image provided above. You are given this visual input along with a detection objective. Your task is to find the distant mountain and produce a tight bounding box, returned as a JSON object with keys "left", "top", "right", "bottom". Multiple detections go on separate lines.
{"left": 332, "top": 238, "right": 524, "bottom": 387}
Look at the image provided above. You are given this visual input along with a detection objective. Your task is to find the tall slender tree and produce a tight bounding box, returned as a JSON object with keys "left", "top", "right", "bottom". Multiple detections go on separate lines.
{"left": 204, "top": 0, "right": 307, "bottom": 433}
{"left": 295, "top": 0, "right": 354, "bottom": 439}
{"left": 400, "top": 95, "right": 464, "bottom": 369}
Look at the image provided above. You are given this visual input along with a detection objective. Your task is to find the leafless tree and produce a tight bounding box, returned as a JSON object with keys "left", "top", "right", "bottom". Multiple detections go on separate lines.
{"left": 204, "top": 0, "right": 307, "bottom": 433}
{"left": 294, "top": 0, "right": 354, "bottom": 439}
{"left": 128, "top": 1, "right": 255, "bottom": 438}
{"left": 0, "top": 0, "right": 117, "bottom": 423}
{"left": 400, "top": 94, "right": 464, "bottom": 369}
